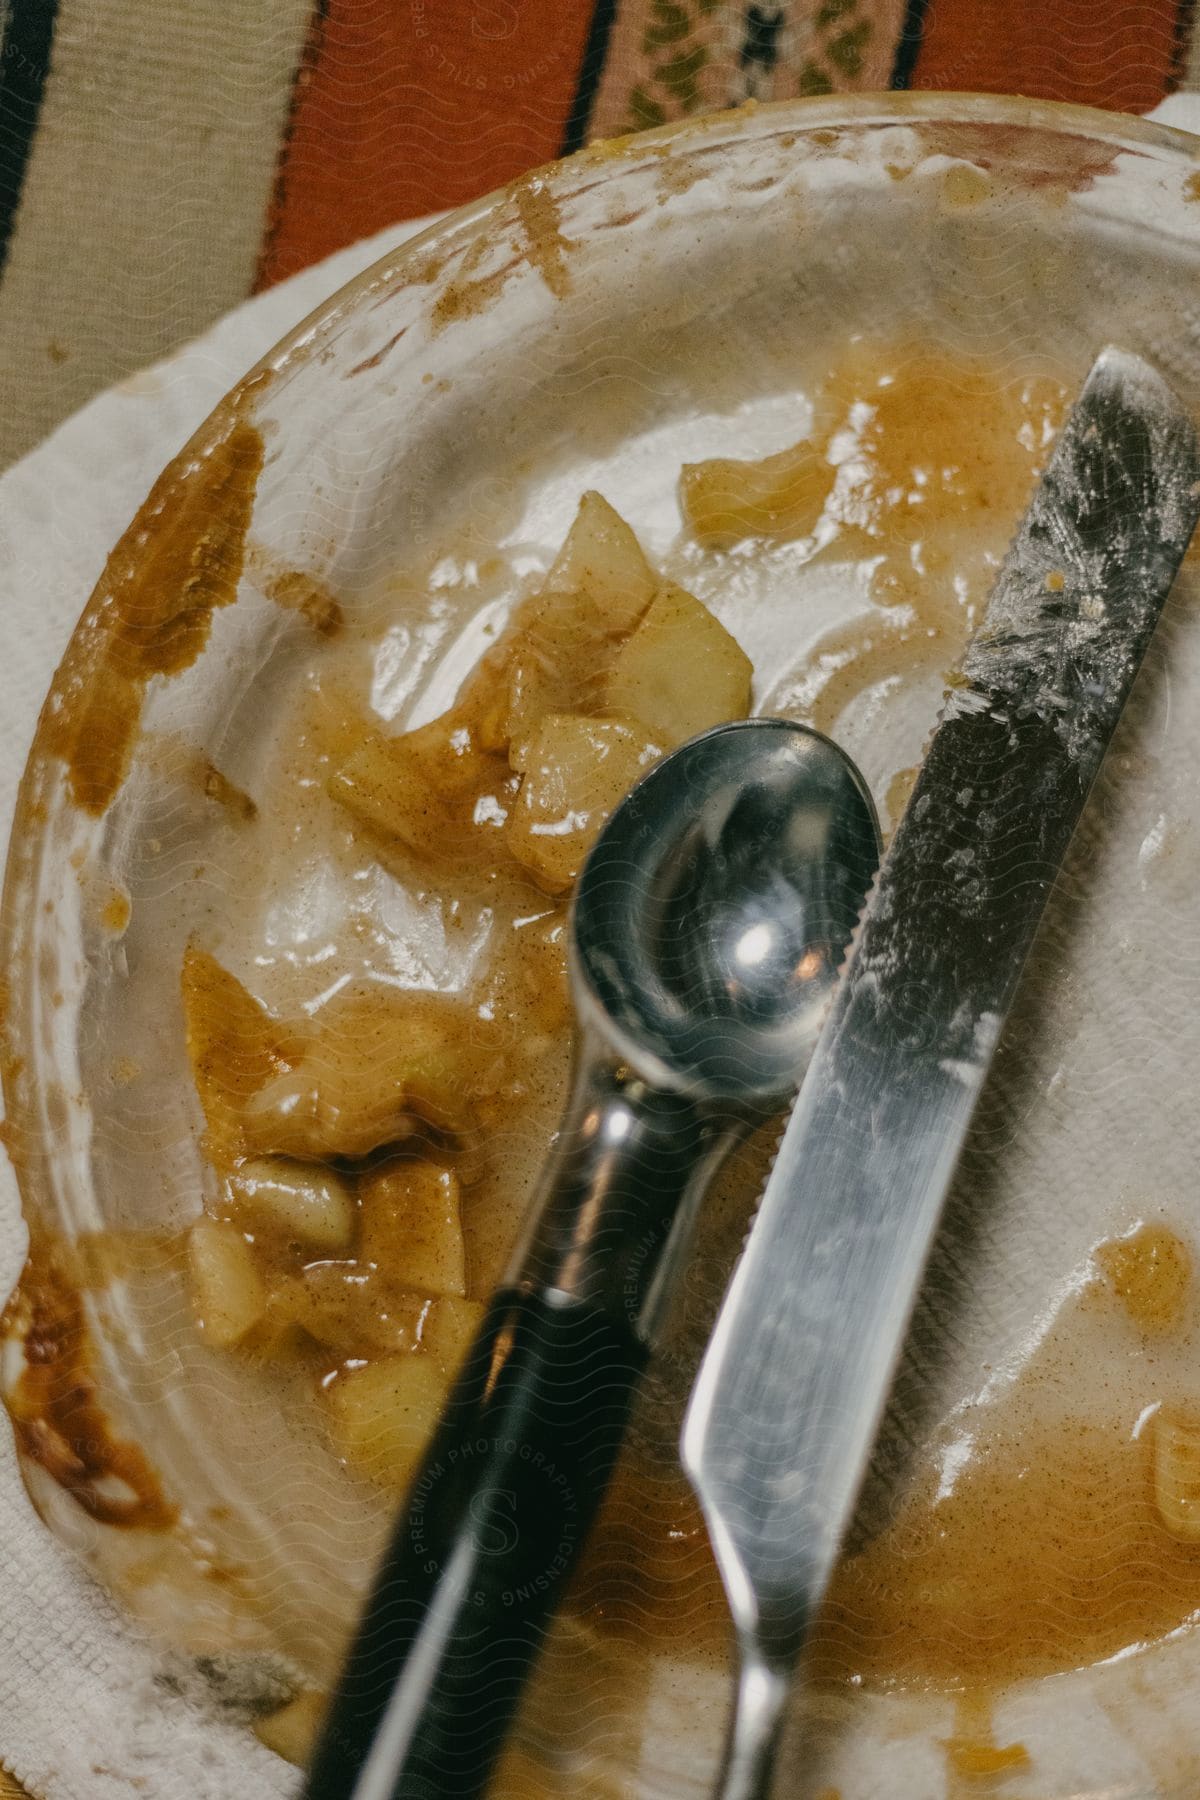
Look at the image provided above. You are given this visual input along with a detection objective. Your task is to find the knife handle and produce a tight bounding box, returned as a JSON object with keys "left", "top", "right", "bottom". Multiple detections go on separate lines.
{"left": 302, "top": 1286, "right": 646, "bottom": 1800}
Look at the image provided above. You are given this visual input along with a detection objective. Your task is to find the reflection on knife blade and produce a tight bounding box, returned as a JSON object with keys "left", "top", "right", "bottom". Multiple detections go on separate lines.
{"left": 681, "top": 346, "right": 1200, "bottom": 1800}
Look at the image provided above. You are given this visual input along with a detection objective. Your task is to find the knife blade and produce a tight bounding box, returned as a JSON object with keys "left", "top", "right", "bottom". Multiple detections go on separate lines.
{"left": 680, "top": 346, "right": 1200, "bottom": 1800}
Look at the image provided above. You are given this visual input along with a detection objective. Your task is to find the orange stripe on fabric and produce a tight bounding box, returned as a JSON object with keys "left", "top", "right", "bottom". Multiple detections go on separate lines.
{"left": 258, "top": 0, "right": 598, "bottom": 287}
{"left": 910, "top": 0, "right": 1183, "bottom": 112}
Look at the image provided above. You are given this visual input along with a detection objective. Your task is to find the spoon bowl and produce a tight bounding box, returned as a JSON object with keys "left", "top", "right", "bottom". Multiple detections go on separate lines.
{"left": 573, "top": 718, "right": 882, "bottom": 1106}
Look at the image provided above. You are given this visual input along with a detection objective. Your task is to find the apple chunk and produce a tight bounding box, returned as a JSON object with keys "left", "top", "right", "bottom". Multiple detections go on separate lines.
{"left": 226, "top": 1158, "right": 356, "bottom": 1253}
{"left": 680, "top": 438, "right": 834, "bottom": 543}
{"left": 502, "top": 587, "right": 614, "bottom": 766}
{"left": 605, "top": 583, "right": 752, "bottom": 747}
{"left": 358, "top": 1160, "right": 468, "bottom": 1298}
{"left": 240, "top": 987, "right": 489, "bottom": 1158}
{"left": 187, "top": 1217, "right": 268, "bottom": 1348}
{"left": 422, "top": 1294, "right": 485, "bottom": 1379}
{"left": 545, "top": 490, "right": 656, "bottom": 632}
{"left": 324, "top": 1353, "right": 448, "bottom": 1488}
{"left": 330, "top": 717, "right": 514, "bottom": 865}
{"left": 506, "top": 713, "right": 662, "bottom": 893}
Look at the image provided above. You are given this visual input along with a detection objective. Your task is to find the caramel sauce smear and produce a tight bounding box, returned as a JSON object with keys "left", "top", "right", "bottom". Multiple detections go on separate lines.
{"left": 812, "top": 1223, "right": 1200, "bottom": 1693}
{"left": 2, "top": 1243, "right": 175, "bottom": 1529}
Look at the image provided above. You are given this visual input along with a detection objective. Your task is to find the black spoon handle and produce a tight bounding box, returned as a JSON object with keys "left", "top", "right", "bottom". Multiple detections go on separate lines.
{"left": 302, "top": 1286, "right": 646, "bottom": 1800}
{"left": 304, "top": 1054, "right": 741, "bottom": 1798}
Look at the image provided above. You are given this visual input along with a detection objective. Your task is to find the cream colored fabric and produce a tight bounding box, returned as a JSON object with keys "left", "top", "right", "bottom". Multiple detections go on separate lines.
{"left": 0, "top": 0, "right": 311, "bottom": 470}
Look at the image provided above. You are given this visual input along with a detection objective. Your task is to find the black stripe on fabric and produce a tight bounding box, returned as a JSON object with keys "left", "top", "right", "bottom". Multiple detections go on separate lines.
{"left": 560, "top": 0, "right": 618, "bottom": 157}
{"left": 1170, "top": 0, "right": 1196, "bottom": 91}
{"left": 890, "top": 0, "right": 931, "bottom": 89}
{"left": 0, "top": 0, "right": 60, "bottom": 279}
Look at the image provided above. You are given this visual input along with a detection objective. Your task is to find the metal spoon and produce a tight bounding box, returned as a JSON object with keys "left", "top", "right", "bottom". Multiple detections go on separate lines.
{"left": 303, "top": 715, "right": 881, "bottom": 1800}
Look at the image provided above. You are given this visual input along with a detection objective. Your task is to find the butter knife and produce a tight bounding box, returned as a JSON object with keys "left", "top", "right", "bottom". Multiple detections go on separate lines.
{"left": 681, "top": 346, "right": 1200, "bottom": 1800}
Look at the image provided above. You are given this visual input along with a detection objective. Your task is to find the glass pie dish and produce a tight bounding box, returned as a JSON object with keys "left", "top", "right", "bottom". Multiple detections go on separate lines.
{"left": 6, "top": 93, "right": 1200, "bottom": 1797}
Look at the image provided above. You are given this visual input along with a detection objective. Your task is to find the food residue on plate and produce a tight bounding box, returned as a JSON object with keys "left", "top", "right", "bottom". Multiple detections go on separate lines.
{"left": 10, "top": 333, "right": 1197, "bottom": 1787}
{"left": 941, "top": 1692, "right": 1030, "bottom": 1788}
{"left": 1, "top": 1243, "right": 176, "bottom": 1529}
{"left": 810, "top": 1220, "right": 1200, "bottom": 1692}
{"left": 164, "top": 335, "right": 1068, "bottom": 1514}
{"left": 41, "top": 409, "right": 264, "bottom": 816}
{"left": 176, "top": 487, "right": 753, "bottom": 1488}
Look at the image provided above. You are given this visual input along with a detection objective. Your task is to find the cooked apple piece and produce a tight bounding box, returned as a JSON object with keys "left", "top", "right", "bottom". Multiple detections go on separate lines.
{"left": 423, "top": 1293, "right": 485, "bottom": 1379}
{"left": 506, "top": 713, "right": 662, "bottom": 894}
{"left": 502, "top": 587, "right": 615, "bottom": 766}
{"left": 272, "top": 1261, "right": 431, "bottom": 1355}
{"left": 1154, "top": 1409, "right": 1200, "bottom": 1542}
{"left": 188, "top": 1216, "right": 268, "bottom": 1348}
{"left": 241, "top": 987, "right": 491, "bottom": 1159}
{"left": 605, "top": 583, "right": 752, "bottom": 746}
{"left": 680, "top": 436, "right": 835, "bottom": 542}
{"left": 545, "top": 490, "right": 656, "bottom": 632}
{"left": 330, "top": 710, "right": 516, "bottom": 865}
{"left": 325, "top": 1353, "right": 448, "bottom": 1487}
{"left": 254, "top": 1688, "right": 329, "bottom": 1766}
{"left": 359, "top": 1160, "right": 467, "bottom": 1298}
{"left": 226, "top": 1158, "right": 355, "bottom": 1254}
{"left": 330, "top": 498, "right": 651, "bottom": 818}
{"left": 181, "top": 945, "right": 310, "bottom": 1163}
{"left": 501, "top": 498, "right": 657, "bottom": 762}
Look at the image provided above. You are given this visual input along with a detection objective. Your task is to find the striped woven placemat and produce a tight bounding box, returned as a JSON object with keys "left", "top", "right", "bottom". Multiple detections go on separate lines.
{"left": 0, "top": 0, "right": 1193, "bottom": 470}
